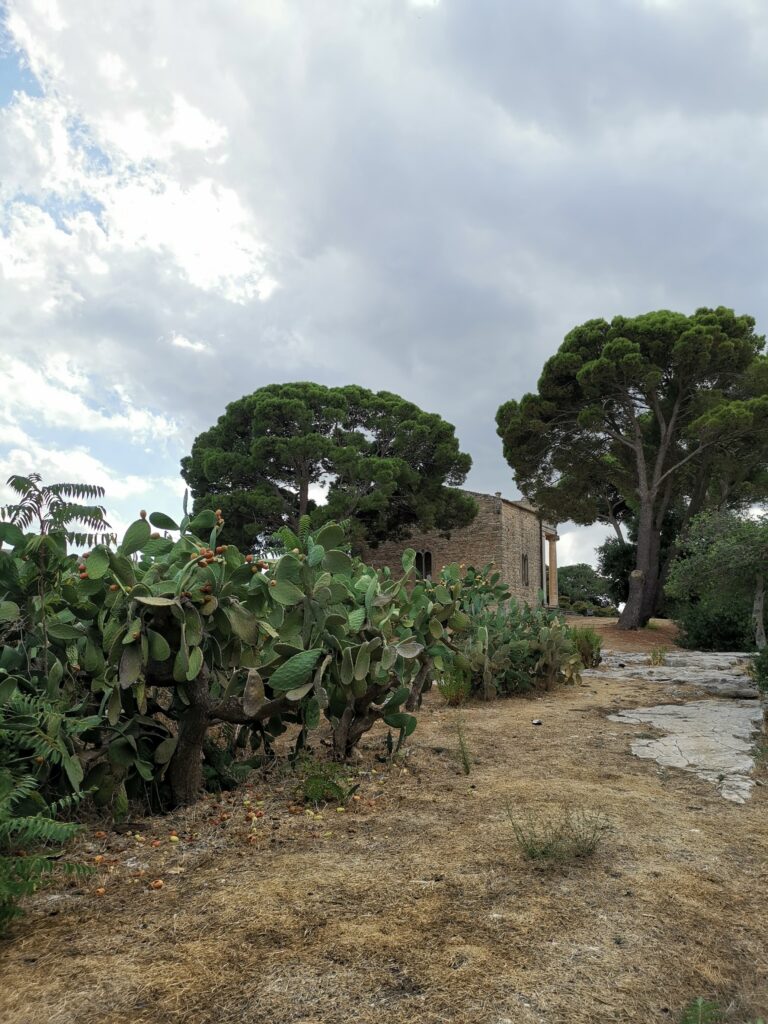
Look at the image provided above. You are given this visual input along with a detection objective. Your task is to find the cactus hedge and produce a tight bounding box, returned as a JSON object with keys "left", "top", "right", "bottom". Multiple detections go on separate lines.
{"left": 0, "top": 501, "right": 584, "bottom": 810}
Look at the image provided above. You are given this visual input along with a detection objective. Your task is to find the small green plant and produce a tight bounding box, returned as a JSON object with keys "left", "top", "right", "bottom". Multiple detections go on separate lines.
{"left": 570, "top": 627, "right": 602, "bottom": 669}
{"left": 295, "top": 756, "right": 359, "bottom": 807}
{"left": 507, "top": 805, "right": 609, "bottom": 864}
{"left": 456, "top": 715, "right": 472, "bottom": 775}
{"left": 437, "top": 670, "right": 471, "bottom": 706}
{"left": 649, "top": 646, "right": 669, "bottom": 666}
{"left": 679, "top": 998, "right": 723, "bottom": 1024}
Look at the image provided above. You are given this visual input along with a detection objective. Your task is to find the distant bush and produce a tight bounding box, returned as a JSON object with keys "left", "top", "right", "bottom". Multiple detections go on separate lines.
{"left": 568, "top": 600, "right": 618, "bottom": 618}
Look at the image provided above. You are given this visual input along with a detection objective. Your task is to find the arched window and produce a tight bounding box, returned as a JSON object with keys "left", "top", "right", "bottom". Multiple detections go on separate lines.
{"left": 415, "top": 550, "right": 433, "bottom": 579}
{"left": 521, "top": 552, "right": 530, "bottom": 587}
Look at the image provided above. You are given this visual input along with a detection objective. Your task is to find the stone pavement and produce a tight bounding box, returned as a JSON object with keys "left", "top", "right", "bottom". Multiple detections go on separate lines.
{"left": 590, "top": 650, "right": 765, "bottom": 803}
{"left": 608, "top": 698, "right": 764, "bottom": 803}
{"left": 591, "top": 651, "right": 758, "bottom": 698}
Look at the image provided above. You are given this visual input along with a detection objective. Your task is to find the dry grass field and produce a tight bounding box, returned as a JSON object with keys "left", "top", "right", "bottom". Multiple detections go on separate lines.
{"left": 1, "top": 624, "right": 766, "bottom": 1024}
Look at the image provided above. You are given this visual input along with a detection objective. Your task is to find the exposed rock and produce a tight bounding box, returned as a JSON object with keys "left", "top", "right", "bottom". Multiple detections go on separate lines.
{"left": 608, "top": 699, "right": 764, "bottom": 803}
{"left": 585, "top": 651, "right": 759, "bottom": 698}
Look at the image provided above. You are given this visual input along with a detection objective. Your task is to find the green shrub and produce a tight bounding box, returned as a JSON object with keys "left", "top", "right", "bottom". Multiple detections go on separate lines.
{"left": 437, "top": 670, "right": 471, "bottom": 706}
{"left": 748, "top": 648, "right": 768, "bottom": 692}
{"left": 294, "top": 756, "right": 359, "bottom": 807}
{"left": 569, "top": 627, "right": 602, "bottom": 669}
{"left": 671, "top": 596, "right": 754, "bottom": 652}
{"left": 507, "top": 805, "right": 609, "bottom": 864}
{"left": 0, "top": 770, "right": 84, "bottom": 933}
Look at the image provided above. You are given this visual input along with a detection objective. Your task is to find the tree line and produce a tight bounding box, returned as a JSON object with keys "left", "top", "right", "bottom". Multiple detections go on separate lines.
{"left": 182, "top": 307, "right": 768, "bottom": 632}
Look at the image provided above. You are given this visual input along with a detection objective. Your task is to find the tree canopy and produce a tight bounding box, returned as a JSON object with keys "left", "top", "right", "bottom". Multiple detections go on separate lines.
{"left": 666, "top": 510, "right": 768, "bottom": 649}
{"left": 497, "top": 307, "right": 768, "bottom": 628}
{"left": 557, "top": 563, "right": 612, "bottom": 607}
{"left": 181, "top": 382, "right": 477, "bottom": 552}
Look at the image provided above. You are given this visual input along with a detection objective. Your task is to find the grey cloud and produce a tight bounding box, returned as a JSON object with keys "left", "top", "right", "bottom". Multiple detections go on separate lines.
{"left": 3, "top": 0, "right": 768, "bottom": 566}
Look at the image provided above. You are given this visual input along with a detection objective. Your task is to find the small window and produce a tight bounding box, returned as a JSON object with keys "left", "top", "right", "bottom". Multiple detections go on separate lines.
{"left": 521, "top": 552, "right": 529, "bottom": 587}
{"left": 415, "top": 550, "right": 433, "bottom": 579}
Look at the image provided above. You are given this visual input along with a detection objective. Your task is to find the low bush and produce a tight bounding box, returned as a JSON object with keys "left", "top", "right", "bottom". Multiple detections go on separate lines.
{"left": 294, "top": 756, "right": 359, "bottom": 807}
{"left": 671, "top": 596, "right": 754, "bottom": 652}
{"left": 437, "top": 670, "right": 471, "bottom": 706}
{"left": 649, "top": 646, "right": 669, "bottom": 666}
{"left": 570, "top": 627, "right": 602, "bottom": 668}
{"left": 507, "top": 805, "right": 609, "bottom": 864}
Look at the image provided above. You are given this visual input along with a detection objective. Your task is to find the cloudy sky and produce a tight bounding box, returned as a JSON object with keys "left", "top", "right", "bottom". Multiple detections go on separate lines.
{"left": 1, "top": 0, "right": 767, "bottom": 565}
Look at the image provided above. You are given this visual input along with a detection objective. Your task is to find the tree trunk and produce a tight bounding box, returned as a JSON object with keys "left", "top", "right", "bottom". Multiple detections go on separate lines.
{"left": 167, "top": 676, "right": 211, "bottom": 806}
{"left": 752, "top": 573, "right": 766, "bottom": 650}
{"left": 405, "top": 661, "right": 431, "bottom": 711}
{"left": 298, "top": 474, "right": 309, "bottom": 519}
{"left": 639, "top": 527, "right": 662, "bottom": 623}
{"left": 618, "top": 500, "right": 656, "bottom": 630}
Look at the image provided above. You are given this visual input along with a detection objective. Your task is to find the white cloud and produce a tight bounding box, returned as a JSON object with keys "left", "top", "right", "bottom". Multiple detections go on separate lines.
{"left": 0, "top": 356, "right": 179, "bottom": 443}
{"left": 170, "top": 333, "right": 210, "bottom": 354}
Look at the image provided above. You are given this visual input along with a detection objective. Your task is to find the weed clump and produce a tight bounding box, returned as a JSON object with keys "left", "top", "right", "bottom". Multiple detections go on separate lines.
{"left": 650, "top": 646, "right": 669, "bottom": 666}
{"left": 507, "top": 805, "right": 609, "bottom": 864}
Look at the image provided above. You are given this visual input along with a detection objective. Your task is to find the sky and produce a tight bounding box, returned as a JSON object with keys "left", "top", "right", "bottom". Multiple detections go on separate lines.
{"left": 1, "top": 0, "right": 767, "bottom": 565}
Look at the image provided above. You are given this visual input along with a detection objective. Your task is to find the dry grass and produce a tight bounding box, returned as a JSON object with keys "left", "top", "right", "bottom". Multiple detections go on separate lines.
{"left": 565, "top": 616, "right": 681, "bottom": 653}
{"left": 1, "top": 649, "right": 766, "bottom": 1024}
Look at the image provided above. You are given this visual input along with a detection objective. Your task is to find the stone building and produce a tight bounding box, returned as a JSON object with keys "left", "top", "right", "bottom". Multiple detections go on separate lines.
{"left": 361, "top": 490, "right": 559, "bottom": 607}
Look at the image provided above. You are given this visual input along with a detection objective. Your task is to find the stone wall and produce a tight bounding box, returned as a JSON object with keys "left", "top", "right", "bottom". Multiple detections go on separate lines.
{"left": 359, "top": 490, "right": 552, "bottom": 605}
{"left": 499, "top": 499, "right": 546, "bottom": 605}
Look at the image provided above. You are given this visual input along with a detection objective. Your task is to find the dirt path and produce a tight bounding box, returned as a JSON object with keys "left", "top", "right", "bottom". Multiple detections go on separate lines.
{"left": 1, "top": 661, "right": 766, "bottom": 1024}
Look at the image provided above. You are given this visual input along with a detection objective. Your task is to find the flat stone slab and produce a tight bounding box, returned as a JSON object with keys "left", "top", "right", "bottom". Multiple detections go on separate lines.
{"left": 585, "top": 650, "right": 759, "bottom": 698}
{"left": 609, "top": 699, "right": 764, "bottom": 803}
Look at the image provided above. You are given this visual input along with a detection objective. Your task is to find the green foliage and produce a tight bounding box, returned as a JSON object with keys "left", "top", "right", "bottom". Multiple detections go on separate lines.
{"left": 180, "top": 382, "right": 477, "bottom": 551}
{"left": 1, "top": 473, "right": 111, "bottom": 548}
{"left": 0, "top": 768, "right": 84, "bottom": 933}
{"left": 678, "top": 999, "right": 724, "bottom": 1024}
{"left": 748, "top": 648, "right": 768, "bottom": 692}
{"left": 0, "top": 473, "right": 588, "bottom": 819}
{"left": 0, "top": 475, "right": 477, "bottom": 806}
{"left": 429, "top": 564, "right": 583, "bottom": 699}
{"left": 596, "top": 536, "right": 635, "bottom": 606}
{"left": 671, "top": 596, "right": 754, "bottom": 652}
{"left": 436, "top": 670, "right": 471, "bottom": 706}
{"left": 570, "top": 627, "right": 602, "bottom": 668}
{"left": 507, "top": 805, "right": 609, "bottom": 864}
{"left": 497, "top": 307, "right": 768, "bottom": 626}
{"left": 667, "top": 510, "right": 768, "bottom": 650}
{"left": 558, "top": 564, "right": 612, "bottom": 606}
{"left": 295, "top": 756, "right": 359, "bottom": 806}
